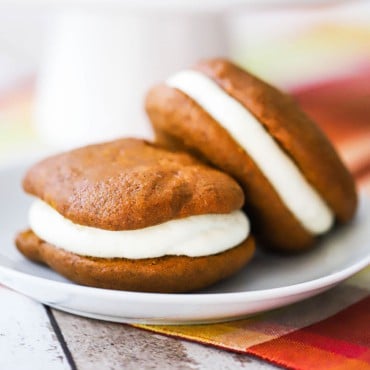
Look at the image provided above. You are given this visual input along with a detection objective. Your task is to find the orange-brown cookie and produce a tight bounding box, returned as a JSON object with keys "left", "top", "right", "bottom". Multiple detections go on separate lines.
{"left": 23, "top": 138, "right": 244, "bottom": 230}
{"left": 17, "top": 138, "right": 254, "bottom": 292}
{"left": 16, "top": 230, "right": 254, "bottom": 293}
{"left": 146, "top": 59, "right": 357, "bottom": 252}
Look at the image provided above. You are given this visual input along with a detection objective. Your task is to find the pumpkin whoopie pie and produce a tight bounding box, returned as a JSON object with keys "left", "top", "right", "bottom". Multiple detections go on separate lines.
{"left": 145, "top": 59, "right": 357, "bottom": 252}
{"left": 16, "top": 138, "right": 254, "bottom": 292}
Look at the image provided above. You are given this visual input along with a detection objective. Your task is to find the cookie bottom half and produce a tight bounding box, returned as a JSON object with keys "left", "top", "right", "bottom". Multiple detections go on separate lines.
{"left": 16, "top": 229, "right": 255, "bottom": 293}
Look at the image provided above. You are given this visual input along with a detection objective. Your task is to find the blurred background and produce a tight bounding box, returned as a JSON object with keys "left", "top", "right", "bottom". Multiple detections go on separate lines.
{"left": 0, "top": 0, "right": 369, "bottom": 191}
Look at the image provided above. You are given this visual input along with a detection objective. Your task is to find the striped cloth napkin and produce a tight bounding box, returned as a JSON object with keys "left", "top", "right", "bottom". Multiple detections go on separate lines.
{"left": 136, "top": 272, "right": 369, "bottom": 370}
{"left": 135, "top": 69, "right": 370, "bottom": 370}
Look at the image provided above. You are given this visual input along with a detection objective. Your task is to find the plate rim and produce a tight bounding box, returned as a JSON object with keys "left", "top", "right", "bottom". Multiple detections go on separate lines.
{"left": 0, "top": 248, "right": 368, "bottom": 304}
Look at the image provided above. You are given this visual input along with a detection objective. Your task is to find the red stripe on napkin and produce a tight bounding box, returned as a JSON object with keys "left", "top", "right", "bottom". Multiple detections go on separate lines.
{"left": 248, "top": 297, "right": 370, "bottom": 370}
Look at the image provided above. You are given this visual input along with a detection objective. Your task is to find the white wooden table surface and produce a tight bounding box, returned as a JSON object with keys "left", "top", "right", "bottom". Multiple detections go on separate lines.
{"left": 0, "top": 286, "right": 277, "bottom": 370}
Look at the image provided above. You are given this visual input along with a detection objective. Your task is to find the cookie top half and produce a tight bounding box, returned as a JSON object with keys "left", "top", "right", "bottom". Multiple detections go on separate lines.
{"left": 23, "top": 138, "right": 244, "bottom": 230}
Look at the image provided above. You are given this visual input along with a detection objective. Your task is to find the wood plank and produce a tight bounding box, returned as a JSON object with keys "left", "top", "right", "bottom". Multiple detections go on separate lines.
{"left": 52, "top": 309, "right": 276, "bottom": 370}
{"left": 0, "top": 286, "right": 71, "bottom": 370}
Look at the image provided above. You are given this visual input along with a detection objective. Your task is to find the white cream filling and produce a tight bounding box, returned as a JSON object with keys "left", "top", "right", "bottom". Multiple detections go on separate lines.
{"left": 167, "top": 70, "right": 334, "bottom": 235}
{"left": 29, "top": 200, "right": 250, "bottom": 259}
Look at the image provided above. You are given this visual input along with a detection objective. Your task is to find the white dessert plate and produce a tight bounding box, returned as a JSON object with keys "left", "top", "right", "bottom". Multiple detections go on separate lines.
{"left": 0, "top": 161, "right": 369, "bottom": 324}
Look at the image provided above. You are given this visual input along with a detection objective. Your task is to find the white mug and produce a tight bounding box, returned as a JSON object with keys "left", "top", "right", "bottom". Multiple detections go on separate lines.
{"left": 34, "top": 8, "right": 228, "bottom": 149}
